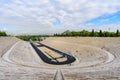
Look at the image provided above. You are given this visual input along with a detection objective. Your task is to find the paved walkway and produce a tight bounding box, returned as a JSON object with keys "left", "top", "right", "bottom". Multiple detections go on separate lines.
{"left": 54, "top": 69, "right": 65, "bottom": 80}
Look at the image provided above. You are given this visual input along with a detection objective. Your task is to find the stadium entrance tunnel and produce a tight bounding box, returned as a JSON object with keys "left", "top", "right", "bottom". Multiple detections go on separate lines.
{"left": 30, "top": 42, "right": 76, "bottom": 65}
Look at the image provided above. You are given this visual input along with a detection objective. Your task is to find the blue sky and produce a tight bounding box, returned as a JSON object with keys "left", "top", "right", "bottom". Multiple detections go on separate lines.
{"left": 53, "top": 19, "right": 61, "bottom": 26}
{"left": 0, "top": 0, "right": 120, "bottom": 35}
{"left": 0, "top": 24, "right": 16, "bottom": 32}
{"left": 84, "top": 11, "right": 120, "bottom": 26}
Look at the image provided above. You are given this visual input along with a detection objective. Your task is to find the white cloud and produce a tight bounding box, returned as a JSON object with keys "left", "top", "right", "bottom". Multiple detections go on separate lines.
{"left": 0, "top": 0, "right": 120, "bottom": 34}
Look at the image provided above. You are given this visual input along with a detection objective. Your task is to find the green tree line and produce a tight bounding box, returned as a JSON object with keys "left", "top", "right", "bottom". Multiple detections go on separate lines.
{"left": 54, "top": 29, "right": 120, "bottom": 37}
{"left": 0, "top": 31, "right": 7, "bottom": 36}
{"left": 16, "top": 35, "right": 41, "bottom": 41}
{"left": 16, "top": 35, "right": 49, "bottom": 41}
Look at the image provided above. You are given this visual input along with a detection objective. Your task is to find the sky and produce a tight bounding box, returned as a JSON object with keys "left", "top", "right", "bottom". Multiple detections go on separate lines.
{"left": 0, "top": 0, "right": 120, "bottom": 35}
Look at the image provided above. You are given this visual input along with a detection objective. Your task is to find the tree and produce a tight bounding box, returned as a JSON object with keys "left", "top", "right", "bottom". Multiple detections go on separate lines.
{"left": 0, "top": 31, "right": 7, "bottom": 36}
{"left": 99, "top": 30, "right": 103, "bottom": 37}
{"left": 17, "top": 35, "right": 43, "bottom": 41}
{"left": 104, "top": 31, "right": 110, "bottom": 37}
{"left": 80, "top": 30, "right": 90, "bottom": 36}
{"left": 116, "top": 29, "right": 119, "bottom": 37}
{"left": 71, "top": 31, "right": 80, "bottom": 36}
{"left": 54, "top": 33, "right": 58, "bottom": 36}
{"left": 90, "top": 29, "right": 94, "bottom": 37}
